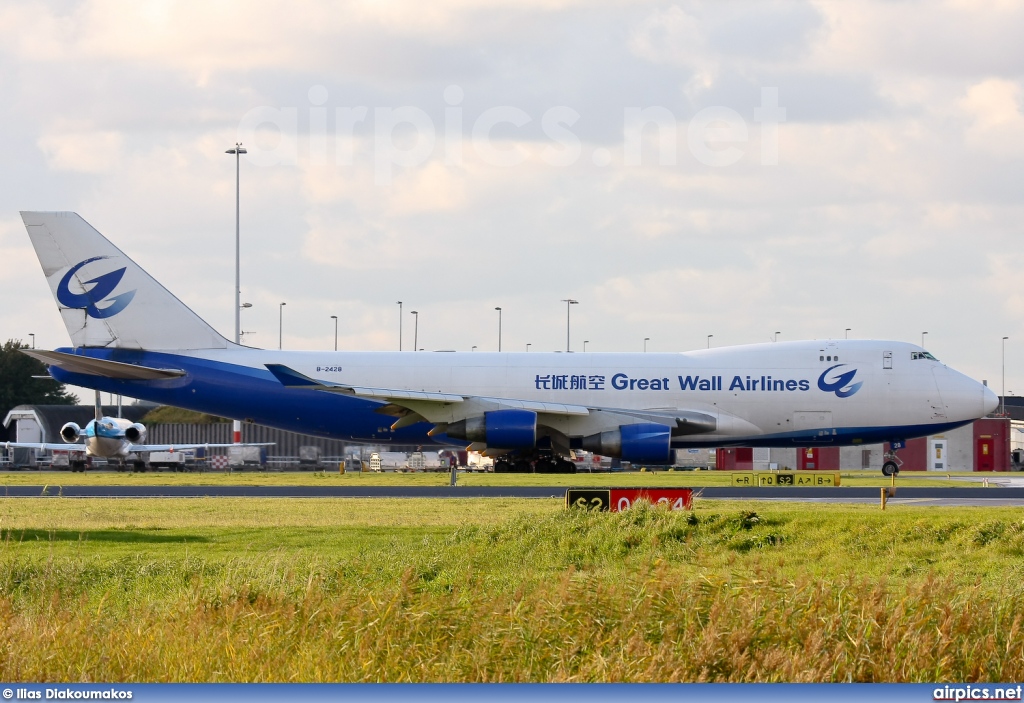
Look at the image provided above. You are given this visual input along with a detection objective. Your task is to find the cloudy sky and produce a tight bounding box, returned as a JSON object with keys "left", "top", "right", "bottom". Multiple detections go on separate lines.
{"left": 1, "top": 0, "right": 1023, "bottom": 399}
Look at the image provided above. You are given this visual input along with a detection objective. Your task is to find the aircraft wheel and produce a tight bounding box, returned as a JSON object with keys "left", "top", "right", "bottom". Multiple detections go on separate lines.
{"left": 514, "top": 459, "right": 532, "bottom": 473}
{"left": 882, "top": 461, "right": 899, "bottom": 477}
{"left": 556, "top": 459, "right": 577, "bottom": 474}
{"left": 494, "top": 459, "right": 511, "bottom": 473}
{"left": 535, "top": 458, "right": 556, "bottom": 473}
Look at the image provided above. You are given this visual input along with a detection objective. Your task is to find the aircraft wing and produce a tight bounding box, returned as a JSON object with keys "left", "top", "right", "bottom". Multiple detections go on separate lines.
{"left": 3, "top": 442, "right": 85, "bottom": 452}
{"left": 264, "top": 364, "right": 714, "bottom": 435}
{"left": 265, "top": 364, "right": 590, "bottom": 415}
{"left": 23, "top": 349, "right": 186, "bottom": 380}
{"left": 130, "top": 442, "right": 274, "bottom": 452}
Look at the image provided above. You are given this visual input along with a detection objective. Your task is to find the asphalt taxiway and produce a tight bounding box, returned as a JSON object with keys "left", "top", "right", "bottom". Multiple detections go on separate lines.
{"left": 3, "top": 485, "right": 1024, "bottom": 506}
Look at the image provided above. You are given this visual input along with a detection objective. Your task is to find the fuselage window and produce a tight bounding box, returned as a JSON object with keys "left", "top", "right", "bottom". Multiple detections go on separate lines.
{"left": 827, "top": 355, "right": 832, "bottom": 361}
{"left": 911, "top": 351, "right": 939, "bottom": 361}
{"left": 834, "top": 356, "right": 839, "bottom": 361}
{"left": 820, "top": 355, "right": 824, "bottom": 361}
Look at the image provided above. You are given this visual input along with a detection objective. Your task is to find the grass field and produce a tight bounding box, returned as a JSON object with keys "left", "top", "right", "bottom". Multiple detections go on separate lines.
{"left": 1, "top": 496, "right": 1023, "bottom": 682}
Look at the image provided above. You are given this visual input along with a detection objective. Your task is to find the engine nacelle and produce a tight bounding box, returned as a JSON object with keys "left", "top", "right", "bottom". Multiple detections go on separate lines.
{"left": 124, "top": 423, "right": 147, "bottom": 444}
{"left": 446, "top": 409, "right": 537, "bottom": 449}
{"left": 60, "top": 422, "right": 82, "bottom": 443}
{"left": 582, "top": 423, "right": 672, "bottom": 464}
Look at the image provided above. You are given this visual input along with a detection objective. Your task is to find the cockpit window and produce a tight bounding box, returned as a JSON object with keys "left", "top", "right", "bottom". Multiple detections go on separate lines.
{"left": 911, "top": 351, "right": 938, "bottom": 361}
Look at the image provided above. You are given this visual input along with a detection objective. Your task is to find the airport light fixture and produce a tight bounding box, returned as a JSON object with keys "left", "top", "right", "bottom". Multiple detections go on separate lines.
{"left": 226, "top": 142, "right": 247, "bottom": 445}
{"left": 583, "top": 340, "right": 589, "bottom": 353}
{"left": 411, "top": 311, "right": 419, "bottom": 351}
{"left": 707, "top": 334, "right": 713, "bottom": 349}
{"left": 396, "top": 301, "right": 402, "bottom": 351}
{"left": 238, "top": 303, "right": 252, "bottom": 344}
{"left": 774, "top": 331, "right": 780, "bottom": 343}
{"left": 845, "top": 328, "right": 851, "bottom": 339}
{"left": 28, "top": 333, "right": 34, "bottom": 349}
{"left": 644, "top": 337, "right": 650, "bottom": 352}
{"left": 472, "top": 345, "right": 477, "bottom": 352}
{"left": 1003, "top": 336, "right": 1009, "bottom": 416}
{"left": 278, "top": 302, "right": 286, "bottom": 350}
{"left": 330, "top": 315, "right": 338, "bottom": 351}
{"left": 495, "top": 307, "right": 502, "bottom": 352}
{"left": 921, "top": 331, "right": 928, "bottom": 348}
{"left": 561, "top": 299, "right": 579, "bottom": 352}
{"left": 526, "top": 343, "right": 531, "bottom": 352}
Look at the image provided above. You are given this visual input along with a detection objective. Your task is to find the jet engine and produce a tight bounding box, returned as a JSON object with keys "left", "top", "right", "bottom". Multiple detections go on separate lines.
{"left": 582, "top": 423, "right": 672, "bottom": 464}
{"left": 60, "top": 422, "right": 82, "bottom": 443}
{"left": 124, "top": 423, "right": 147, "bottom": 444}
{"left": 445, "top": 409, "right": 537, "bottom": 449}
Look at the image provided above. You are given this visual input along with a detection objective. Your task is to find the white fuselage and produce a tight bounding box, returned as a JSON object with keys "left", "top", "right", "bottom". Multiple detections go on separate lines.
{"left": 179, "top": 338, "right": 995, "bottom": 446}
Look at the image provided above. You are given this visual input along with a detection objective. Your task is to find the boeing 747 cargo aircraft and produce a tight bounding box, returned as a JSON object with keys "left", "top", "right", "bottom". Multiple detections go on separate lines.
{"left": 19, "top": 212, "right": 997, "bottom": 475}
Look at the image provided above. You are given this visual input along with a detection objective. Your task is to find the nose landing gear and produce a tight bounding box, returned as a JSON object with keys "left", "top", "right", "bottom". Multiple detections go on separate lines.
{"left": 882, "top": 440, "right": 905, "bottom": 476}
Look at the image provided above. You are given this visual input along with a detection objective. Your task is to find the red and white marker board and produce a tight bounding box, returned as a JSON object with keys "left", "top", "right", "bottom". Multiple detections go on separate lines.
{"left": 566, "top": 488, "right": 693, "bottom": 511}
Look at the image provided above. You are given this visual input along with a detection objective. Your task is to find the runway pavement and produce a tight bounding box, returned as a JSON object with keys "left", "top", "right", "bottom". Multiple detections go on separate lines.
{"left": 3, "top": 484, "right": 1024, "bottom": 506}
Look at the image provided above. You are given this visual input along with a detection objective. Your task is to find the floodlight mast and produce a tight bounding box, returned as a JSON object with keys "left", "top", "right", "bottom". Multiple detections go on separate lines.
{"left": 226, "top": 143, "right": 247, "bottom": 444}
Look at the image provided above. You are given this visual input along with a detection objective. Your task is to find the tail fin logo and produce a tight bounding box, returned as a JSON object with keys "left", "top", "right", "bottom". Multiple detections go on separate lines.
{"left": 817, "top": 364, "right": 863, "bottom": 398}
{"left": 56, "top": 256, "right": 136, "bottom": 319}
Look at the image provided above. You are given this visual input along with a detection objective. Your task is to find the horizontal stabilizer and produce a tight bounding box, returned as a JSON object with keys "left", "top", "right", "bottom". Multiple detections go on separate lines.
{"left": 23, "top": 349, "right": 186, "bottom": 380}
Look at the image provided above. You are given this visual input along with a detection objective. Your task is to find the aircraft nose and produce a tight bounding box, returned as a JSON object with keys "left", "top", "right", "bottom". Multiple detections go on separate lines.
{"left": 984, "top": 384, "right": 999, "bottom": 415}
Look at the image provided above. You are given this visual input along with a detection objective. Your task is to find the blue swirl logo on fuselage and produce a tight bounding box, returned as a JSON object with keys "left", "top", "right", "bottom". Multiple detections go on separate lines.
{"left": 817, "top": 364, "right": 863, "bottom": 398}
{"left": 56, "top": 257, "right": 136, "bottom": 319}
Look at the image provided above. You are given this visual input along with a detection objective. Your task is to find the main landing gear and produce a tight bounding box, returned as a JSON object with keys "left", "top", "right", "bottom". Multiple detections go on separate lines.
{"left": 881, "top": 440, "right": 905, "bottom": 477}
{"left": 493, "top": 452, "right": 576, "bottom": 474}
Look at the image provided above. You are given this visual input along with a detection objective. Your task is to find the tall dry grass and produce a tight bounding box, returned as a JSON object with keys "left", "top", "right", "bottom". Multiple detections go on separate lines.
{"left": 1, "top": 502, "right": 1023, "bottom": 681}
{"left": 0, "top": 570, "right": 1021, "bottom": 681}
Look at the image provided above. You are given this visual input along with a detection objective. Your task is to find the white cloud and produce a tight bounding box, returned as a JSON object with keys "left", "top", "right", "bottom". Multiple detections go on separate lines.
{"left": 961, "top": 78, "right": 1024, "bottom": 157}
{"left": 37, "top": 130, "right": 124, "bottom": 173}
{"left": 2, "top": 0, "right": 1024, "bottom": 389}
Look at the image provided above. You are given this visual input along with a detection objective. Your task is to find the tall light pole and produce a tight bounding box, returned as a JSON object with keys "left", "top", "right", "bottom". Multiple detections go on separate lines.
{"left": 472, "top": 345, "right": 477, "bottom": 352}
{"left": 330, "top": 315, "right": 338, "bottom": 351}
{"left": 707, "top": 334, "right": 713, "bottom": 349}
{"left": 526, "top": 343, "right": 531, "bottom": 352}
{"left": 28, "top": 333, "right": 34, "bottom": 349}
{"left": 411, "top": 310, "right": 419, "bottom": 351}
{"left": 396, "top": 301, "right": 403, "bottom": 351}
{"left": 773, "top": 331, "right": 780, "bottom": 343}
{"left": 225, "top": 143, "right": 247, "bottom": 344}
{"left": 561, "top": 299, "right": 578, "bottom": 352}
{"left": 1003, "top": 336, "right": 1009, "bottom": 416}
{"left": 644, "top": 337, "right": 650, "bottom": 352}
{"left": 278, "top": 302, "right": 287, "bottom": 349}
{"left": 495, "top": 307, "right": 502, "bottom": 352}
{"left": 583, "top": 340, "right": 589, "bottom": 353}
{"left": 921, "top": 331, "right": 928, "bottom": 348}
{"left": 226, "top": 142, "right": 247, "bottom": 446}
{"left": 845, "top": 328, "right": 851, "bottom": 339}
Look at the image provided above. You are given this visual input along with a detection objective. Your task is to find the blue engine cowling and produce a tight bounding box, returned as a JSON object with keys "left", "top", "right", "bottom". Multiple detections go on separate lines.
{"left": 446, "top": 409, "right": 537, "bottom": 449}
{"left": 582, "top": 423, "right": 672, "bottom": 464}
